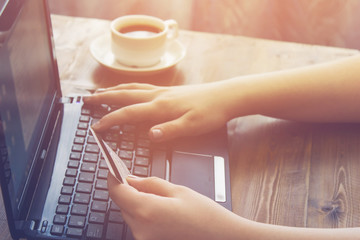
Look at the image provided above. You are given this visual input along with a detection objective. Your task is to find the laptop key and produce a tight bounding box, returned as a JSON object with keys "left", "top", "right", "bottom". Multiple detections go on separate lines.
{"left": 89, "top": 212, "right": 106, "bottom": 224}
{"left": 63, "top": 177, "right": 76, "bottom": 186}
{"left": 99, "top": 160, "right": 109, "bottom": 169}
{"left": 81, "top": 108, "right": 91, "bottom": 115}
{"left": 86, "top": 144, "right": 100, "bottom": 154}
{"left": 97, "top": 169, "right": 109, "bottom": 179}
{"left": 91, "top": 200, "right": 108, "bottom": 212}
{"left": 76, "top": 182, "right": 93, "bottom": 193}
{"left": 70, "top": 152, "right": 81, "bottom": 160}
{"left": 67, "top": 227, "right": 83, "bottom": 238}
{"left": 106, "top": 222, "right": 125, "bottom": 240}
{"left": 108, "top": 211, "right": 124, "bottom": 223}
{"left": 74, "top": 137, "right": 85, "bottom": 145}
{"left": 68, "top": 215, "right": 86, "bottom": 228}
{"left": 78, "top": 172, "right": 95, "bottom": 183}
{"left": 65, "top": 168, "right": 78, "bottom": 178}
{"left": 133, "top": 166, "right": 148, "bottom": 177}
{"left": 58, "top": 195, "right": 71, "bottom": 205}
{"left": 61, "top": 186, "right": 74, "bottom": 195}
{"left": 76, "top": 129, "right": 87, "bottom": 137}
{"left": 83, "top": 153, "right": 98, "bottom": 163}
{"left": 119, "top": 150, "right": 133, "bottom": 160}
{"left": 56, "top": 204, "right": 69, "bottom": 214}
{"left": 135, "top": 156, "right": 149, "bottom": 166}
{"left": 79, "top": 115, "right": 90, "bottom": 122}
{"left": 81, "top": 162, "right": 96, "bottom": 173}
{"left": 105, "top": 141, "right": 117, "bottom": 151}
{"left": 72, "top": 144, "right": 83, "bottom": 152}
{"left": 71, "top": 204, "right": 88, "bottom": 216}
{"left": 120, "top": 141, "right": 134, "bottom": 150}
{"left": 74, "top": 193, "right": 91, "bottom": 204}
{"left": 53, "top": 214, "right": 67, "bottom": 225}
{"left": 93, "top": 190, "right": 109, "bottom": 201}
{"left": 68, "top": 160, "right": 80, "bottom": 168}
{"left": 95, "top": 179, "right": 108, "bottom": 190}
{"left": 87, "top": 135, "right": 97, "bottom": 144}
{"left": 50, "top": 225, "right": 64, "bottom": 236}
{"left": 136, "top": 147, "right": 150, "bottom": 157}
{"left": 86, "top": 223, "right": 103, "bottom": 239}
{"left": 103, "top": 133, "right": 118, "bottom": 142}
{"left": 78, "top": 122, "right": 88, "bottom": 130}
{"left": 123, "top": 160, "right": 132, "bottom": 170}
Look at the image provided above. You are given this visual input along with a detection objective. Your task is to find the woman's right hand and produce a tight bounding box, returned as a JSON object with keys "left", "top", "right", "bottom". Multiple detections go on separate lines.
{"left": 83, "top": 82, "right": 235, "bottom": 142}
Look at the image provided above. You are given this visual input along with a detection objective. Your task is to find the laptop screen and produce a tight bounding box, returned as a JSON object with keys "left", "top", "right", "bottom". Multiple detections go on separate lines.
{"left": 0, "top": 0, "right": 59, "bottom": 214}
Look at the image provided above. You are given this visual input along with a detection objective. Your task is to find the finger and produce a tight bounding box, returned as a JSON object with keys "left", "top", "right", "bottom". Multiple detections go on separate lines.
{"left": 102, "top": 83, "right": 158, "bottom": 91}
{"left": 149, "top": 114, "right": 198, "bottom": 142}
{"left": 150, "top": 110, "right": 227, "bottom": 142}
{"left": 83, "top": 89, "right": 154, "bottom": 106}
{"left": 91, "top": 102, "right": 156, "bottom": 131}
{"left": 94, "top": 83, "right": 158, "bottom": 95}
{"left": 107, "top": 174, "right": 143, "bottom": 212}
{"left": 127, "top": 176, "right": 178, "bottom": 197}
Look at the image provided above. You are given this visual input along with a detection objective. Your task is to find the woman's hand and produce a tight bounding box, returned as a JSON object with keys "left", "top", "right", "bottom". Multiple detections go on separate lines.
{"left": 108, "top": 175, "right": 241, "bottom": 240}
{"left": 83, "top": 82, "right": 233, "bottom": 142}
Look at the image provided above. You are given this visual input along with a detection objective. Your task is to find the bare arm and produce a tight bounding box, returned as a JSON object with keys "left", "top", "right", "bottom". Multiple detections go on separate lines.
{"left": 84, "top": 54, "right": 360, "bottom": 141}
{"left": 225, "top": 54, "right": 360, "bottom": 122}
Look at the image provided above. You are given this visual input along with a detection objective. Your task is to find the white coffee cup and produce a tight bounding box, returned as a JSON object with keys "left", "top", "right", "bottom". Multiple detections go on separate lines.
{"left": 110, "top": 15, "right": 178, "bottom": 68}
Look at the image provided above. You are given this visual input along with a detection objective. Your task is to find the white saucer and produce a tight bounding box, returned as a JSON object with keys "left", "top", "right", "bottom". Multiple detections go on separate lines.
{"left": 90, "top": 34, "right": 186, "bottom": 75}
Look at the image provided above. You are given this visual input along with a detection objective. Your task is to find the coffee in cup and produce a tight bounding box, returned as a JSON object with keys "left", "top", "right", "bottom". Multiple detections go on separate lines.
{"left": 110, "top": 15, "right": 178, "bottom": 68}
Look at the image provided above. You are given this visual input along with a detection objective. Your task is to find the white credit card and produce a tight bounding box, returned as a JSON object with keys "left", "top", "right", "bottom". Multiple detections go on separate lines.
{"left": 90, "top": 127, "right": 130, "bottom": 184}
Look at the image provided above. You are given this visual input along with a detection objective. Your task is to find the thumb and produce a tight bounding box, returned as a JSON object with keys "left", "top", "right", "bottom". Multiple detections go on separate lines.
{"left": 127, "top": 176, "right": 177, "bottom": 197}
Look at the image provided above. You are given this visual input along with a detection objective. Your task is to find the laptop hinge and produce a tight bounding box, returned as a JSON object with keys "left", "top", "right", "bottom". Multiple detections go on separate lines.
{"left": 15, "top": 220, "right": 37, "bottom": 237}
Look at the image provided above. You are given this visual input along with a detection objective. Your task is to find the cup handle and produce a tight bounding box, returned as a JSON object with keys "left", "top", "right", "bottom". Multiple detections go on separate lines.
{"left": 164, "top": 19, "right": 178, "bottom": 40}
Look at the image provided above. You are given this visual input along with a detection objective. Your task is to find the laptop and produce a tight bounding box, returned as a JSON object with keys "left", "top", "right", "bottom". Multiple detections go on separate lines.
{"left": 0, "top": 0, "right": 232, "bottom": 239}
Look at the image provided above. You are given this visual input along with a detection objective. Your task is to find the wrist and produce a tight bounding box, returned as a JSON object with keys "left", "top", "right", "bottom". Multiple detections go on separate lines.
{"left": 213, "top": 77, "right": 259, "bottom": 121}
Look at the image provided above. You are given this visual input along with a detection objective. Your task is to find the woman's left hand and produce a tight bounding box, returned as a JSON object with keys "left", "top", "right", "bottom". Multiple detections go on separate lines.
{"left": 108, "top": 175, "right": 240, "bottom": 240}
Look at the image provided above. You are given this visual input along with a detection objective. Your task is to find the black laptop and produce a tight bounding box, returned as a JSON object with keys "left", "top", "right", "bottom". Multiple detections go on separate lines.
{"left": 0, "top": 0, "right": 232, "bottom": 239}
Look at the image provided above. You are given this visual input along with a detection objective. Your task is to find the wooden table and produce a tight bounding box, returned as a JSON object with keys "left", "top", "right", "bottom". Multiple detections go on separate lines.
{"left": 1, "top": 15, "right": 360, "bottom": 239}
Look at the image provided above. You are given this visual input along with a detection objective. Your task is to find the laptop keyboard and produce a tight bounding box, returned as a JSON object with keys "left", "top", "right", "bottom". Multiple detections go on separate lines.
{"left": 49, "top": 103, "right": 154, "bottom": 239}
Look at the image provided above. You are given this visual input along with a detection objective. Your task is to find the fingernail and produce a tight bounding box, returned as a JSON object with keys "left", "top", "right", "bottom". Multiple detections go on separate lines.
{"left": 96, "top": 88, "right": 106, "bottom": 93}
{"left": 127, "top": 174, "right": 140, "bottom": 179}
{"left": 91, "top": 120, "right": 101, "bottom": 130}
{"left": 151, "top": 128, "right": 163, "bottom": 140}
{"left": 126, "top": 175, "right": 142, "bottom": 182}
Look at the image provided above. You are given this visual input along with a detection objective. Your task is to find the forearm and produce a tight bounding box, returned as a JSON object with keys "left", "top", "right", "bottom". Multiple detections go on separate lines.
{"left": 220, "top": 54, "right": 360, "bottom": 122}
